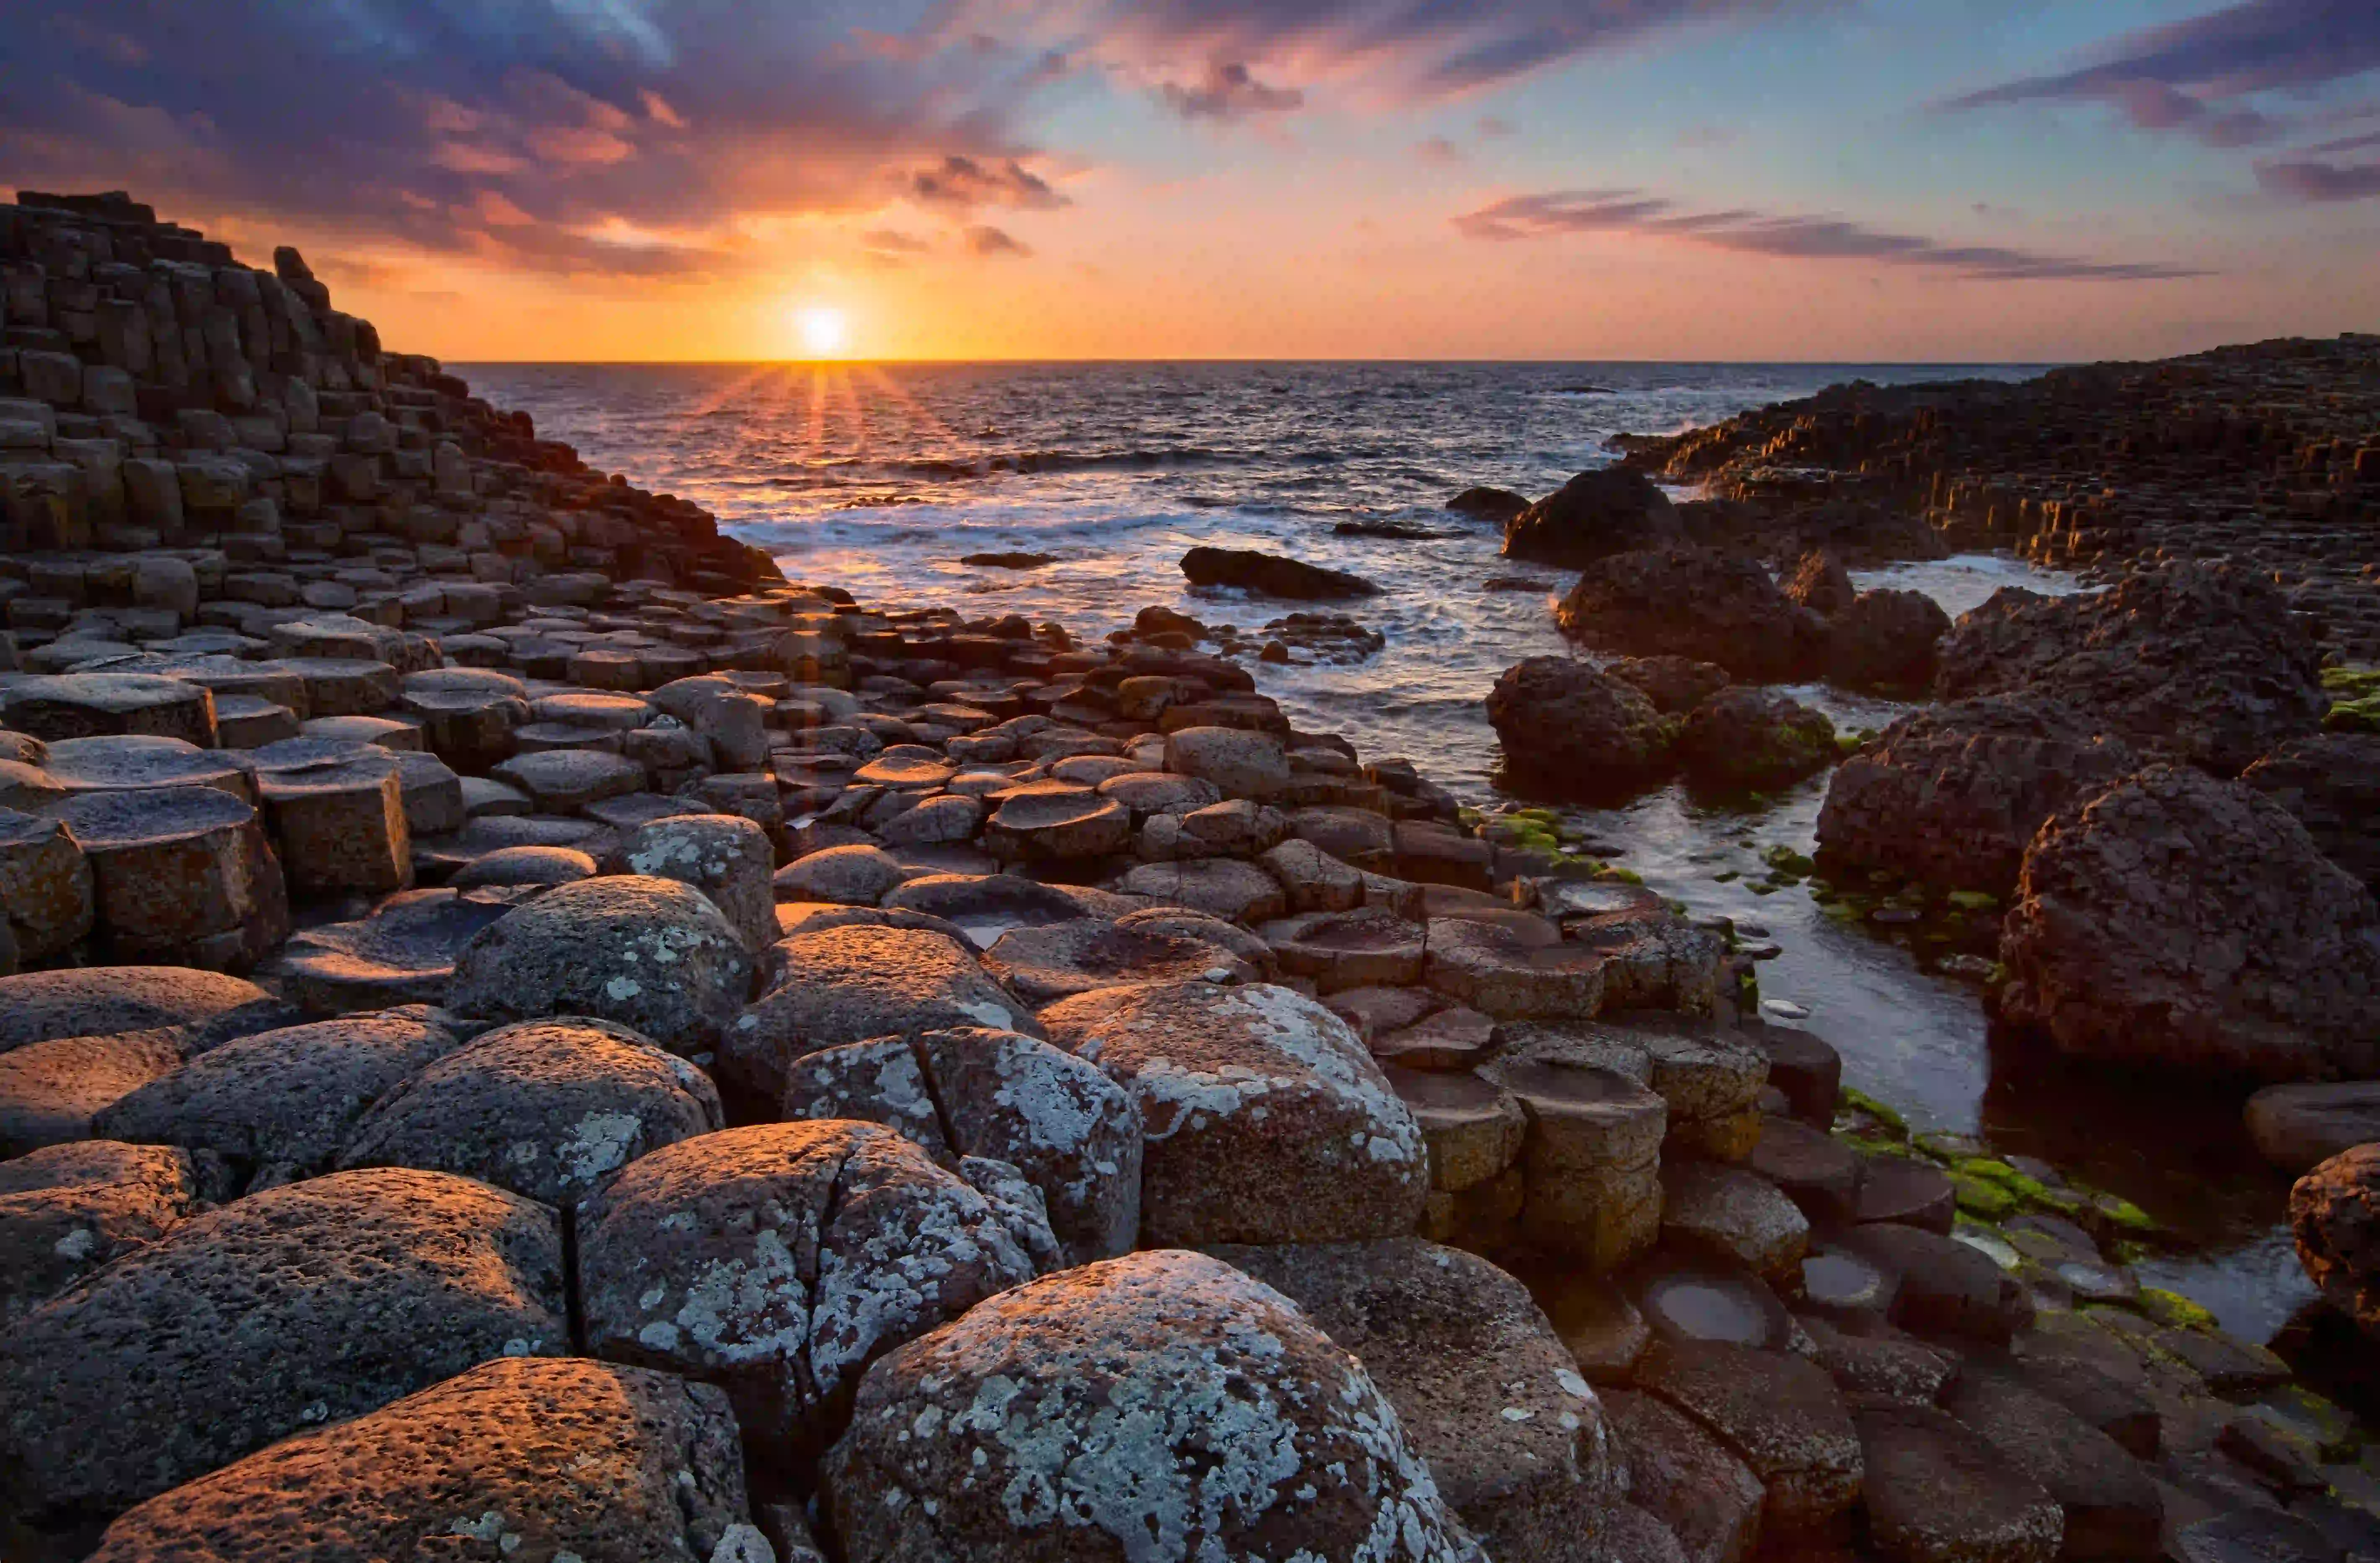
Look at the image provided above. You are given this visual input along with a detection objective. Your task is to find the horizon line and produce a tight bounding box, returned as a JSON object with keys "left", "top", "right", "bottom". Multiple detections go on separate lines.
{"left": 441, "top": 355, "right": 2069, "bottom": 368}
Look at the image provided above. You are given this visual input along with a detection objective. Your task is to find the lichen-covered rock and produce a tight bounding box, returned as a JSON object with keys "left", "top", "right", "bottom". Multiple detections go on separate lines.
{"left": 725, "top": 924, "right": 1035, "bottom": 1100}
{"left": 783, "top": 1027, "right": 1143, "bottom": 1264}
{"left": 1935, "top": 563, "right": 2325, "bottom": 776}
{"left": 95, "top": 1009, "right": 460, "bottom": 1180}
{"left": 823, "top": 1249, "right": 1487, "bottom": 1563}
{"left": 1997, "top": 764, "right": 2380, "bottom": 1080}
{"left": 621, "top": 811, "right": 779, "bottom": 952}
{"left": 86, "top": 1357, "right": 755, "bottom": 1563}
{"left": 0, "top": 1140, "right": 197, "bottom": 1324}
{"left": 0, "top": 1166, "right": 566, "bottom": 1523}
{"left": 0, "top": 966, "right": 276, "bottom": 1053}
{"left": 446, "top": 875, "right": 755, "bottom": 1059}
{"left": 1205, "top": 1239, "right": 1619, "bottom": 1559}
{"left": 1815, "top": 697, "right": 2141, "bottom": 895}
{"left": 577, "top": 1120, "right": 1045, "bottom": 1467}
{"left": 1040, "top": 981, "right": 1428, "bottom": 1244}
{"left": 1485, "top": 657, "right": 1675, "bottom": 798}
{"left": 336, "top": 1018, "right": 722, "bottom": 1206}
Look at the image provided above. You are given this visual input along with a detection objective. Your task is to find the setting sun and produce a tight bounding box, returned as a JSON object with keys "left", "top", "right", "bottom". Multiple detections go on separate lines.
{"left": 794, "top": 305, "right": 849, "bottom": 359}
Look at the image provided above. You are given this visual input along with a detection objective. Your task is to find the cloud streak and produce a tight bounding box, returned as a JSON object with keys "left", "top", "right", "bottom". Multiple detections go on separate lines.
{"left": 1941, "top": 0, "right": 2380, "bottom": 158}
{"left": 1452, "top": 189, "right": 2202, "bottom": 280}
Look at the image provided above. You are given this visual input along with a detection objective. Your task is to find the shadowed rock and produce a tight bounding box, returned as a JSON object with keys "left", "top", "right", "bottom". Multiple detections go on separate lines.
{"left": 271, "top": 887, "right": 520, "bottom": 1015}
{"left": 1501, "top": 467, "right": 1679, "bottom": 569}
{"left": 0, "top": 1140, "right": 198, "bottom": 1324}
{"left": 85, "top": 1357, "right": 755, "bottom": 1563}
{"left": 0, "top": 966, "right": 274, "bottom": 1053}
{"left": 1181, "top": 545, "right": 1380, "bottom": 600}
{"left": 1556, "top": 546, "right": 1824, "bottom": 681}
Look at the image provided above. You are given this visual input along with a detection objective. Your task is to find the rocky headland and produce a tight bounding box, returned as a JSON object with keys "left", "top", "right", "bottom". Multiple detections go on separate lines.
{"left": 0, "top": 190, "right": 2376, "bottom": 1563}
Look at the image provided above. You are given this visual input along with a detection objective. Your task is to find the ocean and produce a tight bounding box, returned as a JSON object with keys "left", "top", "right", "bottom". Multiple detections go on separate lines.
{"left": 461, "top": 358, "right": 2309, "bottom": 1338}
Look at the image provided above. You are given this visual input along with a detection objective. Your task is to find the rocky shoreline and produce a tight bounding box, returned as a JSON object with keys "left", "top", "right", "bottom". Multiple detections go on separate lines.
{"left": 1, "top": 191, "right": 2377, "bottom": 1563}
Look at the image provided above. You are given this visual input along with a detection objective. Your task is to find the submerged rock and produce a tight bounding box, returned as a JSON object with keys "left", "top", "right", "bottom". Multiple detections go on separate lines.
{"left": 1997, "top": 764, "right": 2380, "bottom": 1080}
{"left": 823, "top": 1249, "right": 1488, "bottom": 1562}
{"left": 1180, "top": 545, "right": 1380, "bottom": 600}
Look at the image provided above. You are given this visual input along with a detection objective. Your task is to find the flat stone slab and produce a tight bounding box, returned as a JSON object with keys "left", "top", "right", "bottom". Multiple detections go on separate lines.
{"left": 272, "top": 887, "right": 520, "bottom": 1015}
{"left": 983, "top": 916, "right": 1256, "bottom": 1004}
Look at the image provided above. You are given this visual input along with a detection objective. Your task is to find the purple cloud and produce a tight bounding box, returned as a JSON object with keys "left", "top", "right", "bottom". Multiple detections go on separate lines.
{"left": 1942, "top": 0, "right": 2380, "bottom": 150}
{"left": 904, "top": 155, "right": 1071, "bottom": 210}
{"left": 1159, "top": 61, "right": 1304, "bottom": 119}
{"left": 1453, "top": 188, "right": 2202, "bottom": 280}
{"left": 2256, "top": 157, "right": 2380, "bottom": 200}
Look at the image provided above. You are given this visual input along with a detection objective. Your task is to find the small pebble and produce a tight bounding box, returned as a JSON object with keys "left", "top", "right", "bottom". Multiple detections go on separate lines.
{"left": 1761, "top": 999, "right": 1811, "bottom": 1020}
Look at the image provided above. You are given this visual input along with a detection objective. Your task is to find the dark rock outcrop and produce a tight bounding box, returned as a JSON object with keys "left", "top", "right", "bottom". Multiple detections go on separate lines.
{"left": 1607, "top": 656, "right": 1732, "bottom": 715}
{"left": 1448, "top": 486, "right": 1531, "bottom": 524}
{"left": 1556, "top": 547, "right": 1824, "bottom": 681}
{"left": 1180, "top": 546, "right": 1379, "bottom": 600}
{"left": 1826, "top": 588, "right": 1950, "bottom": 694}
{"left": 1485, "top": 657, "right": 1676, "bottom": 796}
{"left": 1782, "top": 551, "right": 1855, "bottom": 616}
{"left": 1997, "top": 764, "right": 2380, "bottom": 1079}
{"left": 1675, "top": 688, "right": 1836, "bottom": 793}
{"left": 1935, "top": 563, "right": 2326, "bottom": 776}
{"left": 2242, "top": 732, "right": 2380, "bottom": 890}
{"left": 1502, "top": 468, "right": 1679, "bottom": 569}
{"left": 1816, "top": 697, "right": 2142, "bottom": 895}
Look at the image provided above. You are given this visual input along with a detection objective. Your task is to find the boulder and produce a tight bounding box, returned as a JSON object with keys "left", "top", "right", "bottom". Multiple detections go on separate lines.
{"left": 85, "top": 1357, "right": 755, "bottom": 1563}
{"left": 822, "top": 1249, "right": 1485, "bottom": 1563}
{"left": 44, "top": 787, "right": 288, "bottom": 968}
{"left": 449, "top": 844, "right": 599, "bottom": 888}
{"left": 2291, "top": 1144, "right": 2380, "bottom": 1338}
{"left": 726, "top": 924, "right": 1035, "bottom": 1100}
{"left": 1782, "top": 550, "right": 1855, "bottom": 616}
{"left": 446, "top": 876, "right": 755, "bottom": 1059}
{"left": 774, "top": 843, "right": 905, "bottom": 906}
{"left": 1, "top": 673, "right": 217, "bottom": 748}
{"left": 2245, "top": 1082, "right": 2380, "bottom": 1174}
{"left": 2241, "top": 732, "right": 2380, "bottom": 890}
{"left": 577, "top": 1120, "right": 1044, "bottom": 1466}
{"left": 1502, "top": 468, "right": 1679, "bottom": 569}
{"left": 1814, "top": 697, "right": 2141, "bottom": 895}
{"left": 984, "top": 917, "right": 1257, "bottom": 1004}
{"left": 335, "top": 1018, "right": 722, "bottom": 1206}
{"left": 1828, "top": 588, "right": 1950, "bottom": 694}
{"left": 1180, "top": 545, "right": 1380, "bottom": 600}
{"left": 270, "top": 887, "right": 518, "bottom": 1014}
{"left": 1675, "top": 688, "right": 1835, "bottom": 793}
{"left": 1040, "top": 981, "right": 1429, "bottom": 1244}
{"left": 1997, "top": 765, "right": 2380, "bottom": 1080}
{"left": 780, "top": 1027, "right": 1144, "bottom": 1264}
{"left": 1608, "top": 655, "right": 1732, "bottom": 715}
{"left": 489, "top": 747, "right": 646, "bottom": 812}
{"left": 1164, "top": 725, "right": 1291, "bottom": 798}
{"left": 1856, "top": 1403, "right": 2062, "bottom": 1563}
{"left": 1935, "top": 563, "right": 2325, "bottom": 776}
{"left": 1485, "top": 657, "right": 1675, "bottom": 797}
{"left": 1259, "top": 837, "right": 1366, "bottom": 912}
{"left": 0, "top": 1140, "right": 198, "bottom": 1325}
{"left": 621, "top": 812, "right": 778, "bottom": 951}
{"left": 95, "top": 1009, "right": 459, "bottom": 1179}
{"left": 0, "top": 808, "right": 96, "bottom": 961}
{"left": 1634, "top": 1338, "right": 1862, "bottom": 1537}
{"left": 1556, "top": 547, "right": 1824, "bottom": 681}
{"left": 1206, "top": 1239, "right": 1619, "bottom": 1559}
{"left": 1448, "top": 485, "right": 1530, "bottom": 524}
{"left": 0, "top": 965, "right": 277, "bottom": 1057}
{"left": 0, "top": 1167, "right": 566, "bottom": 1522}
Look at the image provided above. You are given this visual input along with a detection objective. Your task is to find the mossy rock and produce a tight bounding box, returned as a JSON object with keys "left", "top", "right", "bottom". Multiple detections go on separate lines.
{"left": 2320, "top": 665, "right": 2380, "bottom": 697}
{"left": 2135, "top": 1287, "right": 2219, "bottom": 1332}
{"left": 1838, "top": 1086, "right": 1908, "bottom": 1137}
{"left": 1951, "top": 1172, "right": 2020, "bottom": 1220}
{"left": 1834, "top": 731, "right": 1866, "bottom": 756}
{"left": 2326, "top": 696, "right": 2380, "bottom": 733}
{"left": 1713, "top": 870, "right": 1740, "bottom": 884}
{"left": 1749, "top": 882, "right": 1781, "bottom": 897}
{"left": 1594, "top": 866, "right": 1644, "bottom": 885}
{"left": 1762, "top": 846, "right": 1817, "bottom": 877}
{"left": 1946, "top": 890, "right": 2000, "bottom": 913}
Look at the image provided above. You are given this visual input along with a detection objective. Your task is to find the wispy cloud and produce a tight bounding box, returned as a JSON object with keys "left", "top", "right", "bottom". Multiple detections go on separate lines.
{"left": 965, "top": 223, "right": 1033, "bottom": 256}
{"left": 1159, "top": 61, "right": 1303, "bottom": 120}
{"left": 903, "top": 154, "right": 1071, "bottom": 210}
{"left": 2256, "top": 156, "right": 2380, "bottom": 201}
{"left": 1412, "top": 135, "right": 1462, "bottom": 164}
{"left": 1452, "top": 188, "right": 2202, "bottom": 280}
{"left": 1941, "top": 0, "right": 2380, "bottom": 159}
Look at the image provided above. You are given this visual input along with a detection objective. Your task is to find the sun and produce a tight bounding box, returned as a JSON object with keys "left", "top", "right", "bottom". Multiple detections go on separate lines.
{"left": 794, "top": 304, "right": 849, "bottom": 359}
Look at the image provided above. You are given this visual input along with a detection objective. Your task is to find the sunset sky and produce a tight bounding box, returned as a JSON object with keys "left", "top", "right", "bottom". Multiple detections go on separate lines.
{"left": 6, "top": 0, "right": 2377, "bottom": 362}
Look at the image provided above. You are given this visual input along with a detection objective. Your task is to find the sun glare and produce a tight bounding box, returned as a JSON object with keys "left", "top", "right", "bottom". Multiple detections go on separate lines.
{"left": 795, "top": 305, "right": 849, "bottom": 359}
